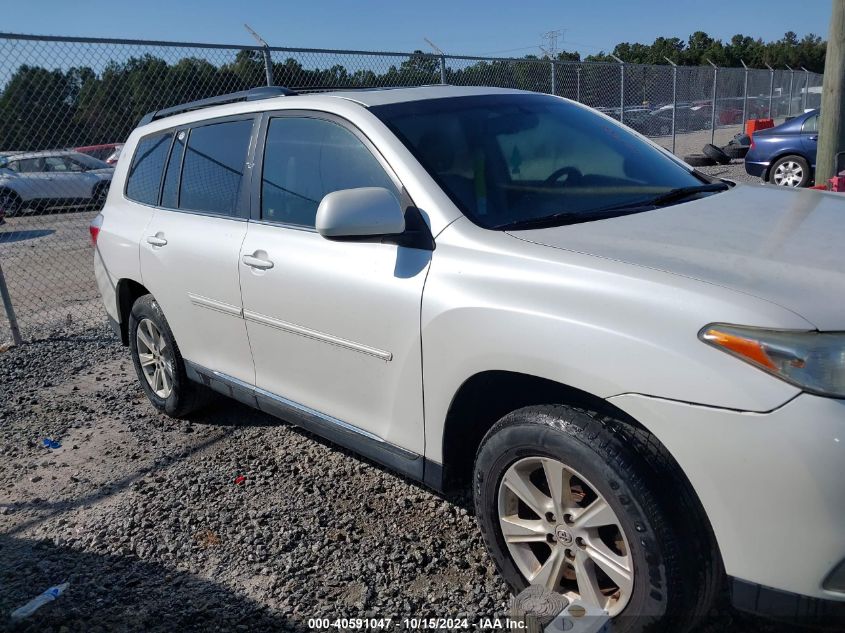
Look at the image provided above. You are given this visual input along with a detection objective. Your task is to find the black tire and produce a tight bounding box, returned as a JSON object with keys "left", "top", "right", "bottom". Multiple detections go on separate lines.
{"left": 683, "top": 153, "right": 716, "bottom": 167}
{"left": 474, "top": 405, "right": 721, "bottom": 633}
{"left": 722, "top": 145, "right": 749, "bottom": 160}
{"left": 128, "top": 294, "right": 211, "bottom": 418}
{"left": 702, "top": 143, "right": 731, "bottom": 165}
{"left": 0, "top": 189, "right": 23, "bottom": 217}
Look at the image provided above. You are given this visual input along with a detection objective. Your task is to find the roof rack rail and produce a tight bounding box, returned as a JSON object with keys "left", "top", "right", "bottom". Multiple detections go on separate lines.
{"left": 138, "top": 86, "right": 297, "bottom": 126}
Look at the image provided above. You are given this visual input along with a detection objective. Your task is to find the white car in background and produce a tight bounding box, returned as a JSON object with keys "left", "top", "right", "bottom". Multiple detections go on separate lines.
{"left": 91, "top": 85, "right": 845, "bottom": 632}
{"left": 0, "top": 149, "right": 113, "bottom": 215}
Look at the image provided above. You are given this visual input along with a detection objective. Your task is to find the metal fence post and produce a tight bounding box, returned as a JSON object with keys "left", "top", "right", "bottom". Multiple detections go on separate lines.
{"left": 665, "top": 57, "right": 678, "bottom": 154}
{"left": 261, "top": 47, "right": 274, "bottom": 86}
{"left": 766, "top": 64, "right": 774, "bottom": 118}
{"left": 740, "top": 59, "right": 749, "bottom": 125}
{"left": 244, "top": 24, "right": 274, "bottom": 86}
{"left": 0, "top": 260, "right": 23, "bottom": 347}
{"left": 707, "top": 59, "right": 718, "bottom": 145}
{"left": 440, "top": 55, "right": 446, "bottom": 85}
{"left": 550, "top": 61, "right": 556, "bottom": 95}
{"left": 576, "top": 67, "right": 581, "bottom": 102}
{"left": 786, "top": 65, "right": 794, "bottom": 117}
{"left": 610, "top": 54, "right": 624, "bottom": 123}
{"left": 801, "top": 66, "right": 810, "bottom": 112}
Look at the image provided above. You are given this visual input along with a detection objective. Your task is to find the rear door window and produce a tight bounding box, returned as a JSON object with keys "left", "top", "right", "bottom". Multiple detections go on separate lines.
{"left": 178, "top": 119, "right": 253, "bottom": 216}
{"left": 126, "top": 132, "right": 173, "bottom": 205}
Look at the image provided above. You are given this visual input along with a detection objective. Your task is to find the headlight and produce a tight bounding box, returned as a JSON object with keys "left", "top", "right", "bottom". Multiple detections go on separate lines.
{"left": 699, "top": 324, "right": 845, "bottom": 398}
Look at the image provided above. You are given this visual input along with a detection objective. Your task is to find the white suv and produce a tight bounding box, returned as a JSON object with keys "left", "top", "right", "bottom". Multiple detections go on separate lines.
{"left": 92, "top": 85, "right": 845, "bottom": 631}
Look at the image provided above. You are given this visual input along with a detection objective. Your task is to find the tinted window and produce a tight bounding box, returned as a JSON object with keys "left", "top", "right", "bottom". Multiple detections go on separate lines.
{"left": 373, "top": 95, "right": 707, "bottom": 229}
{"left": 126, "top": 133, "right": 172, "bottom": 205}
{"left": 179, "top": 119, "right": 253, "bottom": 216}
{"left": 161, "top": 130, "right": 186, "bottom": 208}
{"left": 261, "top": 117, "right": 397, "bottom": 227}
{"left": 71, "top": 153, "right": 110, "bottom": 170}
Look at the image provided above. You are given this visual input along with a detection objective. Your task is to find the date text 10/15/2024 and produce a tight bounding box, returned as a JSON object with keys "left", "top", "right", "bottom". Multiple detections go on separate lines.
{"left": 306, "top": 617, "right": 531, "bottom": 630}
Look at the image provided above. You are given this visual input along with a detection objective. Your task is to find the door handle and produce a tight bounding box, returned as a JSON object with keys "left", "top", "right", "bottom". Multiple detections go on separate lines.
{"left": 242, "top": 253, "right": 274, "bottom": 270}
{"left": 146, "top": 234, "right": 168, "bottom": 247}
{"left": 809, "top": 135, "right": 818, "bottom": 141}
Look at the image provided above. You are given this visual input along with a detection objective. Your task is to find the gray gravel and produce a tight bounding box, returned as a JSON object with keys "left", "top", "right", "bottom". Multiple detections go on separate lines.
{"left": 698, "top": 160, "right": 761, "bottom": 185}
{"left": 0, "top": 326, "right": 813, "bottom": 632}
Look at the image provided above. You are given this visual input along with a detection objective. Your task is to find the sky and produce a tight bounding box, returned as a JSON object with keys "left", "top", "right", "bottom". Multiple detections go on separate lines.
{"left": 2, "top": 1, "right": 833, "bottom": 57}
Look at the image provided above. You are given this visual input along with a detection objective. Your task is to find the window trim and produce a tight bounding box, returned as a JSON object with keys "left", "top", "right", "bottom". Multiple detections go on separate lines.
{"left": 249, "top": 109, "right": 408, "bottom": 230}
{"left": 123, "top": 113, "right": 261, "bottom": 221}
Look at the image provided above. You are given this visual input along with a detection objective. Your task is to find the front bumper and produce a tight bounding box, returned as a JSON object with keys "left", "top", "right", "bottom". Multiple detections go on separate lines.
{"left": 608, "top": 392, "right": 845, "bottom": 605}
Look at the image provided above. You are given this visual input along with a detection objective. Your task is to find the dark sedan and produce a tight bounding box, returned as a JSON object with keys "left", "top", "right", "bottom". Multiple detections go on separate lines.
{"left": 744, "top": 109, "right": 819, "bottom": 187}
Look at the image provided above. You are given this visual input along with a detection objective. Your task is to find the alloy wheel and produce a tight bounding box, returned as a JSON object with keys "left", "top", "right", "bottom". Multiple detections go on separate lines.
{"left": 136, "top": 318, "right": 174, "bottom": 398}
{"left": 497, "top": 457, "right": 634, "bottom": 616}
{"left": 773, "top": 161, "right": 804, "bottom": 187}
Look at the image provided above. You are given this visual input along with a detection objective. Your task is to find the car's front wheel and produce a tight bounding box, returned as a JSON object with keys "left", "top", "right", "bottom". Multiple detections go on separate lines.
{"left": 473, "top": 405, "right": 720, "bottom": 632}
{"left": 128, "top": 294, "right": 211, "bottom": 418}
{"left": 769, "top": 155, "right": 811, "bottom": 187}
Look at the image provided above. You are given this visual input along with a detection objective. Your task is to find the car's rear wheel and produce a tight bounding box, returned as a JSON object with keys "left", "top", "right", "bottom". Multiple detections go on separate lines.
{"left": 0, "top": 189, "right": 23, "bottom": 217}
{"left": 129, "top": 294, "right": 211, "bottom": 418}
{"left": 769, "top": 155, "right": 811, "bottom": 187}
{"left": 474, "top": 405, "right": 720, "bottom": 632}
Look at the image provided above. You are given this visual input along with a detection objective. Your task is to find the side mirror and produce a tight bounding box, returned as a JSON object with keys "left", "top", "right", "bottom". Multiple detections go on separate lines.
{"left": 316, "top": 187, "right": 405, "bottom": 239}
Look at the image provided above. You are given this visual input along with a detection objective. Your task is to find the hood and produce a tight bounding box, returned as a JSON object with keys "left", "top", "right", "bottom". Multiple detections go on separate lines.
{"left": 508, "top": 184, "right": 845, "bottom": 330}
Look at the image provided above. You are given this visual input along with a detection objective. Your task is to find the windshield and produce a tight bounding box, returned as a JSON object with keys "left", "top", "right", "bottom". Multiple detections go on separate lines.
{"left": 372, "top": 94, "right": 714, "bottom": 229}
{"left": 70, "top": 152, "right": 111, "bottom": 170}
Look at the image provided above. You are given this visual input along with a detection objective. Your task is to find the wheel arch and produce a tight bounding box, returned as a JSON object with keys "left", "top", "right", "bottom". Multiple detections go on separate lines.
{"left": 439, "top": 368, "right": 724, "bottom": 583}
{"left": 115, "top": 278, "right": 151, "bottom": 345}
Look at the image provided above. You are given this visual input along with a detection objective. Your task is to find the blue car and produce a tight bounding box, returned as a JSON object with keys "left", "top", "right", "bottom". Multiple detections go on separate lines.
{"left": 744, "top": 109, "right": 819, "bottom": 187}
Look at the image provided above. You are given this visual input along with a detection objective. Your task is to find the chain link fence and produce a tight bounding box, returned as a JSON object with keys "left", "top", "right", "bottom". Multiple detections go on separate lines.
{"left": 0, "top": 32, "right": 825, "bottom": 345}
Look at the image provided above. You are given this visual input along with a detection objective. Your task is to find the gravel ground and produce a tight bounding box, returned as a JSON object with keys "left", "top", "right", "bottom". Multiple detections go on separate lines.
{"left": 0, "top": 325, "right": 821, "bottom": 632}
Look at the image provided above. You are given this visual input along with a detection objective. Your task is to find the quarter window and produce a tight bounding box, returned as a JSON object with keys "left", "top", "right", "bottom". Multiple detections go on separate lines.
{"left": 126, "top": 133, "right": 172, "bottom": 205}
{"left": 178, "top": 119, "right": 253, "bottom": 216}
{"left": 261, "top": 117, "right": 397, "bottom": 227}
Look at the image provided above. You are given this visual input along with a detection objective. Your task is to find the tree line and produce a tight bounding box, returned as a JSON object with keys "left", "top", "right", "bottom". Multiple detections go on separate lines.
{"left": 573, "top": 31, "right": 826, "bottom": 72}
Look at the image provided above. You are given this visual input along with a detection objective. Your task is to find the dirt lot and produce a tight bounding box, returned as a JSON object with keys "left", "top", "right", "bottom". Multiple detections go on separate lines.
{"left": 0, "top": 323, "right": 816, "bottom": 633}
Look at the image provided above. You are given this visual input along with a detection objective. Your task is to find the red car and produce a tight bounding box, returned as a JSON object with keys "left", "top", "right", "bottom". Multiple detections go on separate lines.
{"left": 74, "top": 143, "right": 124, "bottom": 165}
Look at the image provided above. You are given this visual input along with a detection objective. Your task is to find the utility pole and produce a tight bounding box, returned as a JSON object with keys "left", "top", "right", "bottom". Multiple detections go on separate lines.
{"left": 818, "top": 0, "right": 845, "bottom": 182}
{"left": 540, "top": 29, "right": 565, "bottom": 59}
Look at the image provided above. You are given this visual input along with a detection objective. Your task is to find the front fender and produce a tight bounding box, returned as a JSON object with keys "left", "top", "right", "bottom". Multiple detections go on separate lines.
{"left": 421, "top": 220, "right": 807, "bottom": 463}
